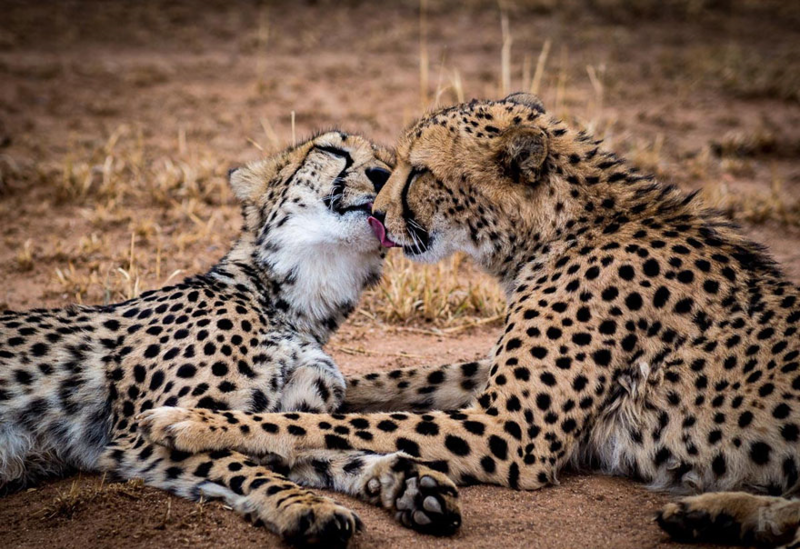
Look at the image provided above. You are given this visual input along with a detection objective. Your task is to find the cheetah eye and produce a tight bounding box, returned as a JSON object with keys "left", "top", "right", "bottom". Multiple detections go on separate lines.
{"left": 316, "top": 145, "right": 350, "bottom": 160}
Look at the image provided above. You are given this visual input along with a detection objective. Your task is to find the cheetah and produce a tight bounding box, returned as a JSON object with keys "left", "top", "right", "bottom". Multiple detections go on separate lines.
{"left": 140, "top": 94, "right": 800, "bottom": 547}
{"left": 0, "top": 131, "right": 485, "bottom": 546}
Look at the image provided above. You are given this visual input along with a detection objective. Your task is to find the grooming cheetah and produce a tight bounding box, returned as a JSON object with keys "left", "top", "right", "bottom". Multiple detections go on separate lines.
{"left": 141, "top": 95, "right": 800, "bottom": 547}
{"left": 0, "top": 131, "right": 487, "bottom": 547}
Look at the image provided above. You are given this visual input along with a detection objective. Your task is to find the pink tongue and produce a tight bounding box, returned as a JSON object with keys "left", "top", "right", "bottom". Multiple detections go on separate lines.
{"left": 368, "top": 216, "right": 398, "bottom": 248}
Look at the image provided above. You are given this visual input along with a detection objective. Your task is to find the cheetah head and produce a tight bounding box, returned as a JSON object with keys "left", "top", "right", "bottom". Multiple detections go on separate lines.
{"left": 230, "top": 131, "right": 394, "bottom": 257}
{"left": 373, "top": 93, "right": 574, "bottom": 268}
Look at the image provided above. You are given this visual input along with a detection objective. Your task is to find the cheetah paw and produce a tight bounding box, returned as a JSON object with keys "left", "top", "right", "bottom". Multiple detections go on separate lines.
{"left": 276, "top": 497, "right": 363, "bottom": 549}
{"left": 137, "top": 406, "right": 220, "bottom": 452}
{"left": 365, "top": 455, "right": 461, "bottom": 536}
{"left": 212, "top": 481, "right": 362, "bottom": 549}
{"left": 658, "top": 492, "right": 799, "bottom": 547}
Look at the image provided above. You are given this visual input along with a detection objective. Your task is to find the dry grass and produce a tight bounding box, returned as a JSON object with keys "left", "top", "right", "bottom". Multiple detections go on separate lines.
{"left": 1, "top": 0, "right": 798, "bottom": 324}
{"left": 360, "top": 254, "right": 505, "bottom": 328}
{"left": 36, "top": 476, "right": 145, "bottom": 521}
{"left": 702, "top": 176, "right": 800, "bottom": 228}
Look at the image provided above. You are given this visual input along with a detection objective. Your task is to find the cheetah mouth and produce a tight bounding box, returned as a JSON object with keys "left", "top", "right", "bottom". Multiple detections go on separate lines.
{"left": 368, "top": 216, "right": 398, "bottom": 248}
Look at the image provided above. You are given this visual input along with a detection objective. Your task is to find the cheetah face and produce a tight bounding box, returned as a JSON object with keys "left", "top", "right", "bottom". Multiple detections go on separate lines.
{"left": 372, "top": 93, "right": 552, "bottom": 264}
{"left": 231, "top": 131, "right": 394, "bottom": 255}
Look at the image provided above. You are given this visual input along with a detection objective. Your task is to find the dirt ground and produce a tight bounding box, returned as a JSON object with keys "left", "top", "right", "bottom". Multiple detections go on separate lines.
{"left": 1, "top": 1, "right": 799, "bottom": 548}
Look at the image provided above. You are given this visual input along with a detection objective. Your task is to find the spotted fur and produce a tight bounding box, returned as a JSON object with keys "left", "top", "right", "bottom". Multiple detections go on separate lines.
{"left": 0, "top": 131, "right": 466, "bottom": 546}
{"left": 141, "top": 95, "right": 800, "bottom": 546}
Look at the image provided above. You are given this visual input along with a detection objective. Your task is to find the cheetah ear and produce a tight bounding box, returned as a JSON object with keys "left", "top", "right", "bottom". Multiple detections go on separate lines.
{"left": 496, "top": 126, "right": 549, "bottom": 185}
{"left": 503, "top": 92, "right": 546, "bottom": 114}
{"left": 227, "top": 166, "right": 262, "bottom": 204}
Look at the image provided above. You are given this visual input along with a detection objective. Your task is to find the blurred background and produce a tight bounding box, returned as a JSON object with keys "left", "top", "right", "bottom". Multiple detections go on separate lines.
{"left": 0, "top": 2, "right": 798, "bottom": 546}
{"left": 0, "top": 0, "right": 798, "bottom": 320}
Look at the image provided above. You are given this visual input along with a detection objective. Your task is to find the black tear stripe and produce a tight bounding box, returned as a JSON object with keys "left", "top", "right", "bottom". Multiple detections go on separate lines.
{"left": 316, "top": 146, "right": 354, "bottom": 210}
{"left": 400, "top": 168, "right": 431, "bottom": 253}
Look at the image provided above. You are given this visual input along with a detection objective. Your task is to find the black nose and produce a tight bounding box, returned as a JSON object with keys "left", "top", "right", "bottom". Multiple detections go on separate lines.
{"left": 372, "top": 210, "right": 386, "bottom": 224}
{"left": 366, "top": 167, "right": 391, "bottom": 192}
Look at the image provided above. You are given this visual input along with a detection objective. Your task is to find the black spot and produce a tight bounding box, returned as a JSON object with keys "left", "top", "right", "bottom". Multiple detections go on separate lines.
{"left": 773, "top": 404, "right": 791, "bottom": 420}
{"left": 674, "top": 298, "right": 693, "bottom": 314}
{"left": 396, "top": 437, "right": 421, "bottom": 457}
{"left": 782, "top": 424, "right": 799, "bottom": 442}
{"left": 504, "top": 421, "right": 522, "bottom": 439}
{"left": 463, "top": 421, "right": 485, "bottom": 435}
{"left": 602, "top": 287, "right": 619, "bottom": 301}
{"left": 508, "top": 462, "right": 520, "bottom": 489}
{"left": 654, "top": 447, "right": 672, "bottom": 466}
{"left": 505, "top": 338, "right": 522, "bottom": 351}
{"left": 149, "top": 371, "right": 165, "bottom": 391}
{"left": 217, "top": 319, "right": 233, "bottom": 330}
{"left": 324, "top": 434, "right": 352, "bottom": 450}
{"left": 377, "top": 420, "right": 398, "bottom": 432}
{"left": 445, "top": 435, "right": 471, "bottom": 456}
{"left": 211, "top": 362, "right": 229, "bottom": 376}
{"left": 488, "top": 435, "right": 508, "bottom": 460}
{"left": 229, "top": 476, "right": 246, "bottom": 495}
{"left": 31, "top": 342, "right": 49, "bottom": 357}
{"left": 530, "top": 346, "right": 548, "bottom": 359}
{"left": 599, "top": 320, "right": 616, "bottom": 334}
{"left": 415, "top": 421, "right": 440, "bottom": 436}
{"left": 592, "top": 349, "right": 612, "bottom": 367}
{"left": 625, "top": 293, "right": 643, "bottom": 311}
{"left": 703, "top": 280, "right": 719, "bottom": 294}
{"left": 738, "top": 411, "right": 753, "bottom": 428}
{"left": 642, "top": 259, "right": 660, "bottom": 277}
{"left": 536, "top": 393, "right": 551, "bottom": 410}
{"left": 427, "top": 370, "right": 445, "bottom": 384}
{"left": 193, "top": 461, "right": 213, "bottom": 478}
{"left": 750, "top": 441, "right": 772, "bottom": 465}
{"left": 572, "top": 333, "right": 592, "bottom": 346}
{"left": 133, "top": 365, "right": 146, "bottom": 383}
{"left": 618, "top": 265, "right": 635, "bottom": 281}
{"left": 712, "top": 454, "right": 727, "bottom": 476}
{"left": 653, "top": 287, "right": 670, "bottom": 309}
{"left": 144, "top": 344, "right": 160, "bottom": 358}
{"left": 546, "top": 327, "right": 562, "bottom": 340}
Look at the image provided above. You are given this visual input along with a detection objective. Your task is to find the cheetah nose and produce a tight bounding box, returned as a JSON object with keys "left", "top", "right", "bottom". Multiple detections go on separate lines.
{"left": 372, "top": 210, "right": 386, "bottom": 225}
{"left": 366, "top": 167, "right": 391, "bottom": 193}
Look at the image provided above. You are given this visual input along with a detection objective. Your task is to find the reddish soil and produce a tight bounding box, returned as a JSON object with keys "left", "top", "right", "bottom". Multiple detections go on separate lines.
{"left": 1, "top": 1, "right": 799, "bottom": 548}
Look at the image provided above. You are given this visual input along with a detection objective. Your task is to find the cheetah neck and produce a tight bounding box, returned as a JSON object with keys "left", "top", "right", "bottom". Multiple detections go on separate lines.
{"left": 217, "top": 231, "right": 383, "bottom": 344}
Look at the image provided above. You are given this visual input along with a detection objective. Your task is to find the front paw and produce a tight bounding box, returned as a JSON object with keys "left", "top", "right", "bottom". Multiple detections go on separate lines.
{"left": 364, "top": 455, "right": 461, "bottom": 536}
{"left": 279, "top": 495, "right": 363, "bottom": 549}
{"left": 657, "top": 492, "right": 798, "bottom": 547}
{"left": 137, "top": 406, "right": 214, "bottom": 451}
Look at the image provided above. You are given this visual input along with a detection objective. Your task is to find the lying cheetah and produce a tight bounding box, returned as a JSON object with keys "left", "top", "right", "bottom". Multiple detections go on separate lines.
{"left": 141, "top": 95, "right": 800, "bottom": 547}
{"left": 0, "top": 131, "right": 486, "bottom": 546}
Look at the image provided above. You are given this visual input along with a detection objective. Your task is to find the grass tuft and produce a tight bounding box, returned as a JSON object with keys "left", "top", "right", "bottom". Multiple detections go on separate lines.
{"left": 359, "top": 253, "right": 505, "bottom": 328}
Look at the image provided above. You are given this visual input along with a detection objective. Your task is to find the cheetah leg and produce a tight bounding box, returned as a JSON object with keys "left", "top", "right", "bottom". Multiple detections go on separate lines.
{"left": 658, "top": 492, "right": 800, "bottom": 547}
{"left": 288, "top": 449, "right": 461, "bottom": 535}
{"left": 341, "top": 359, "right": 490, "bottom": 412}
{"left": 279, "top": 348, "right": 346, "bottom": 412}
{"left": 100, "top": 437, "right": 361, "bottom": 548}
{"left": 138, "top": 407, "right": 544, "bottom": 490}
